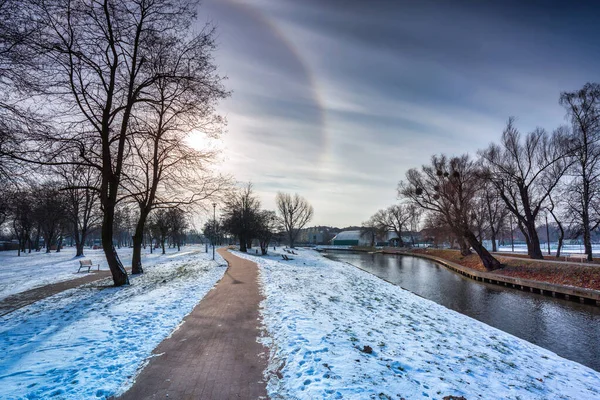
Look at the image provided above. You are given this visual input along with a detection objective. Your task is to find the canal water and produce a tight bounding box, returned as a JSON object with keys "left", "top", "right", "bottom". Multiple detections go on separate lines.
{"left": 323, "top": 250, "right": 600, "bottom": 372}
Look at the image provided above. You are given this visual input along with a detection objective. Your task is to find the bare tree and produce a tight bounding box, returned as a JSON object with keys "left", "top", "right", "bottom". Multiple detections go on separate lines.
{"left": 222, "top": 183, "right": 261, "bottom": 252}
{"left": 371, "top": 204, "right": 411, "bottom": 247}
{"left": 6, "top": 0, "right": 215, "bottom": 285}
{"left": 480, "top": 118, "right": 572, "bottom": 259}
{"left": 560, "top": 83, "right": 600, "bottom": 261}
{"left": 122, "top": 22, "right": 228, "bottom": 274}
{"left": 360, "top": 217, "right": 386, "bottom": 247}
{"left": 481, "top": 183, "right": 509, "bottom": 252}
{"left": 276, "top": 192, "right": 314, "bottom": 248}
{"left": 32, "top": 183, "right": 67, "bottom": 253}
{"left": 255, "top": 210, "right": 282, "bottom": 255}
{"left": 57, "top": 164, "right": 101, "bottom": 257}
{"left": 8, "top": 189, "right": 34, "bottom": 256}
{"left": 148, "top": 209, "right": 171, "bottom": 255}
{"left": 399, "top": 154, "right": 502, "bottom": 270}
{"left": 168, "top": 208, "right": 188, "bottom": 252}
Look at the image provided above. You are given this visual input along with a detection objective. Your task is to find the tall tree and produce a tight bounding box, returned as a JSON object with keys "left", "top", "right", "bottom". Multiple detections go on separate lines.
{"left": 32, "top": 183, "right": 67, "bottom": 253}
{"left": 58, "top": 164, "right": 101, "bottom": 257}
{"left": 9, "top": 189, "right": 35, "bottom": 256}
{"left": 123, "top": 22, "right": 228, "bottom": 274}
{"left": 360, "top": 217, "right": 386, "bottom": 247}
{"left": 399, "top": 154, "right": 502, "bottom": 270}
{"left": 371, "top": 204, "right": 411, "bottom": 247}
{"left": 560, "top": 83, "right": 600, "bottom": 261}
{"left": 6, "top": 0, "right": 214, "bottom": 285}
{"left": 255, "top": 210, "right": 281, "bottom": 255}
{"left": 480, "top": 119, "right": 572, "bottom": 259}
{"left": 222, "top": 183, "right": 260, "bottom": 252}
{"left": 276, "top": 192, "right": 314, "bottom": 248}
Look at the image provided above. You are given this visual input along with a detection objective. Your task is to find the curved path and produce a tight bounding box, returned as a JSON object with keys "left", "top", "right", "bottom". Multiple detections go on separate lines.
{"left": 118, "top": 248, "right": 268, "bottom": 400}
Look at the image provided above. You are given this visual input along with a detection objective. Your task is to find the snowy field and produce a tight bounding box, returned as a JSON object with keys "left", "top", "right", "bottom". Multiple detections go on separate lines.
{"left": 0, "top": 247, "right": 227, "bottom": 399}
{"left": 237, "top": 248, "right": 600, "bottom": 400}
{"left": 0, "top": 245, "right": 202, "bottom": 301}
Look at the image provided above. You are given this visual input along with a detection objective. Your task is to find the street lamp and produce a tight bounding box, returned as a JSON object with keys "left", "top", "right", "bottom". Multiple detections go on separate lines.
{"left": 212, "top": 203, "right": 216, "bottom": 260}
{"left": 545, "top": 211, "right": 551, "bottom": 255}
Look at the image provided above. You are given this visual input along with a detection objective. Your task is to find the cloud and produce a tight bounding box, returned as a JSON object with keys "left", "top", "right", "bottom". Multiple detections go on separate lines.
{"left": 199, "top": 0, "right": 600, "bottom": 227}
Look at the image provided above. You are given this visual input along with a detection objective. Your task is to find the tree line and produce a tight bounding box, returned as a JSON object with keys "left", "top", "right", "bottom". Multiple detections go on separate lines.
{"left": 365, "top": 83, "right": 600, "bottom": 269}
{"left": 0, "top": 0, "right": 230, "bottom": 285}
{"left": 208, "top": 184, "right": 314, "bottom": 254}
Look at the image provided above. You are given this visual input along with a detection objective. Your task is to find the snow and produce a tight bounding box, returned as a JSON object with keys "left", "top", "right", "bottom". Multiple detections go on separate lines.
{"left": 236, "top": 248, "right": 600, "bottom": 400}
{"left": 0, "top": 246, "right": 227, "bottom": 399}
{"left": 497, "top": 243, "right": 600, "bottom": 255}
{"left": 0, "top": 246, "right": 198, "bottom": 301}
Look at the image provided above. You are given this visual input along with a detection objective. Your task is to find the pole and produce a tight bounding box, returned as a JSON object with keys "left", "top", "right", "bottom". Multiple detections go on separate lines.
{"left": 545, "top": 212, "right": 551, "bottom": 255}
{"left": 212, "top": 203, "right": 216, "bottom": 261}
{"left": 509, "top": 214, "right": 514, "bottom": 252}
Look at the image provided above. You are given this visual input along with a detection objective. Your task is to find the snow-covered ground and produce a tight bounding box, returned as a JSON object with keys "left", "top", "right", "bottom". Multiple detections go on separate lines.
{"left": 0, "top": 247, "right": 227, "bottom": 399}
{"left": 236, "top": 248, "right": 600, "bottom": 400}
{"left": 497, "top": 243, "right": 600, "bottom": 255}
{"left": 0, "top": 246, "right": 201, "bottom": 301}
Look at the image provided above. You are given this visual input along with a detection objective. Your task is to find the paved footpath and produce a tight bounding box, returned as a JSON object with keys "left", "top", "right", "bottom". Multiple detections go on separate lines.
{"left": 0, "top": 270, "right": 112, "bottom": 317}
{"left": 118, "top": 248, "right": 268, "bottom": 400}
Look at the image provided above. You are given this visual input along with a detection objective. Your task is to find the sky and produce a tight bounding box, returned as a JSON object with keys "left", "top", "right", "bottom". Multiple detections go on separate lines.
{"left": 193, "top": 0, "right": 600, "bottom": 228}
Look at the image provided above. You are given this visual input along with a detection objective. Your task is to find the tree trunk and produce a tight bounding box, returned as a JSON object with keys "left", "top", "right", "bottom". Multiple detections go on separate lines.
{"left": 525, "top": 220, "right": 544, "bottom": 259}
{"left": 56, "top": 235, "right": 63, "bottom": 253}
{"left": 101, "top": 204, "right": 129, "bottom": 286}
{"left": 583, "top": 218, "right": 593, "bottom": 261}
{"left": 45, "top": 235, "right": 52, "bottom": 253}
{"left": 161, "top": 238, "right": 166, "bottom": 254}
{"left": 76, "top": 241, "right": 85, "bottom": 257}
{"left": 490, "top": 228, "right": 497, "bottom": 252}
{"left": 464, "top": 230, "right": 502, "bottom": 271}
{"left": 458, "top": 236, "right": 471, "bottom": 256}
{"left": 239, "top": 234, "right": 247, "bottom": 252}
{"left": 131, "top": 210, "right": 148, "bottom": 274}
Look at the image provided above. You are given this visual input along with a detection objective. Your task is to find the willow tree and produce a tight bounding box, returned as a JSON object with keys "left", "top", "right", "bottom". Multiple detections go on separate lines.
{"left": 399, "top": 154, "right": 502, "bottom": 271}
{"left": 480, "top": 119, "right": 572, "bottom": 260}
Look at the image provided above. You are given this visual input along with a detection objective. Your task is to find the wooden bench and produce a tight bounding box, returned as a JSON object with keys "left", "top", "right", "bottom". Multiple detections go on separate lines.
{"left": 565, "top": 253, "right": 586, "bottom": 263}
{"left": 281, "top": 254, "right": 294, "bottom": 261}
{"left": 78, "top": 259, "right": 99, "bottom": 273}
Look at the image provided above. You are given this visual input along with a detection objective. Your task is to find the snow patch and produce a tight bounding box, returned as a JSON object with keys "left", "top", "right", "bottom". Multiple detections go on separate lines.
{"left": 236, "top": 248, "right": 600, "bottom": 400}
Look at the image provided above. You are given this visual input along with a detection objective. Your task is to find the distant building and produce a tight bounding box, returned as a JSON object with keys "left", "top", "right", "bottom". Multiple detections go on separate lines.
{"left": 331, "top": 230, "right": 371, "bottom": 246}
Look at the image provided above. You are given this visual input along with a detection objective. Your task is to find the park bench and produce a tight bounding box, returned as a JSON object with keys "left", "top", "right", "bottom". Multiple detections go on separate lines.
{"left": 565, "top": 253, "right": 586, "bottom": 263}
{"left": 281, "top": 254, "right": 294, "bottom": 261}
{"left": 77, "top": 259, "right": 99, "bottom": 273}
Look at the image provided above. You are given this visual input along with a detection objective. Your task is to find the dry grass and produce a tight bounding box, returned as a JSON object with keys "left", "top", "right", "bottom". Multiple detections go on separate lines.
{"left": 407, "top": 248, "right": 600, "bottom": 291}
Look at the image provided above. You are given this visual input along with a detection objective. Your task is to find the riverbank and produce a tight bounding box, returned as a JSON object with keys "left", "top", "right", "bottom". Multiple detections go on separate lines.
{"left": 236, "top": 248, "right": 600, "bottom": 399}
{"left": 382, "top": 248, "right": 600, "bottom": 292}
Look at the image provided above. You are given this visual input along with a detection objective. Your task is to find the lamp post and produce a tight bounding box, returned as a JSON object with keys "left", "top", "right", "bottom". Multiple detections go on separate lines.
{"left": 545, "top": 211, "right": 551, "bottom": 255}
{"left": 212, "top": 203, "right": 216, "bottom": 260}
{"left": 509, "top": 213, "right": 514, "bottom": 252}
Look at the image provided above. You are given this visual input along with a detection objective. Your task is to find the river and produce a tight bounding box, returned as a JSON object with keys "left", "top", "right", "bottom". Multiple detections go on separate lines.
{"left": 322, "top": 250, "right": 600, "bottom": 372}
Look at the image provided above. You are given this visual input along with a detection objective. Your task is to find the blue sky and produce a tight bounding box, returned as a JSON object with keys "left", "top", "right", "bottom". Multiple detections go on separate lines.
{"left": 196, "top": 0, "right": 600, "bottom": 227}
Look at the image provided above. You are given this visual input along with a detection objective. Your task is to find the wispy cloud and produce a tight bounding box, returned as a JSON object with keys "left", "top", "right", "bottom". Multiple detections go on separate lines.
{"left": 201, "top": 0, "right": 600, "bottom": 226}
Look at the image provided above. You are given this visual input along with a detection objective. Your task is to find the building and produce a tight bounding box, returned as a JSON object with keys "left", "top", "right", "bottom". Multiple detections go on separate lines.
{"left": 331, "top": 230, "right": 371, "bottom": 246}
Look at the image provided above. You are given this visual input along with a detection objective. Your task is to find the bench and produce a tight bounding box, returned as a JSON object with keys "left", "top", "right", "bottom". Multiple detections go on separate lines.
{"left": 565, "top": 253, "right": 586, "bottom": 263}
{"left": 78, "top": 259, "right": 99, "bottom": 273}
{"left": 281, "top": 254, "right": 294, "bottom": 261}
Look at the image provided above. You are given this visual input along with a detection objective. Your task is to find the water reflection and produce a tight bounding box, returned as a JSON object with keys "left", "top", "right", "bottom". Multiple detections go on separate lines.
{"left": 324, "top": 251, "right": 600, "bottom": 372}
